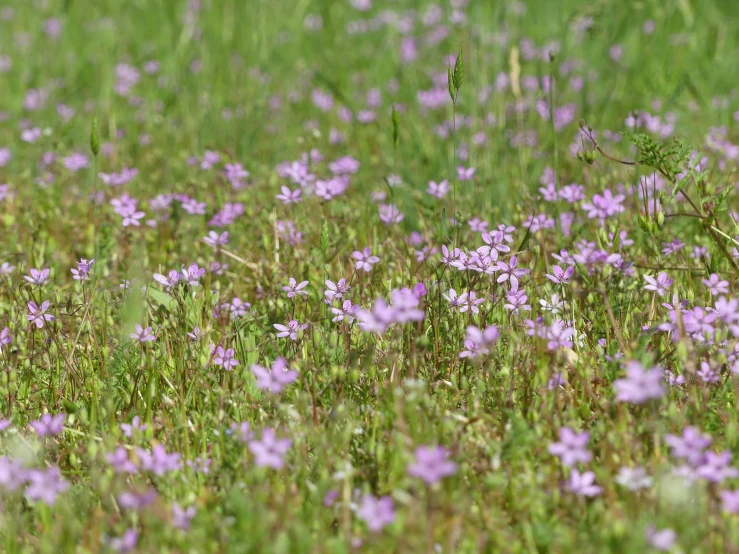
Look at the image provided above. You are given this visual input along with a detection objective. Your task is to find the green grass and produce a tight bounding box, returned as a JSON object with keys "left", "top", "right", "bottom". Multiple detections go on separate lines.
{"left": 0, "top": 0, "right": 738, "bottom": 552}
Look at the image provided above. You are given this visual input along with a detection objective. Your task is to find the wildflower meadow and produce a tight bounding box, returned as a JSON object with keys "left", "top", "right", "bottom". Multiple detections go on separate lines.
{"left": 2, "top": 0, "right": 739, "bottom": 552}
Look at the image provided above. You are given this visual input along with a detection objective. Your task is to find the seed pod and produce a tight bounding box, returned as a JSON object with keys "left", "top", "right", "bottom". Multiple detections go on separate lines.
{"left": 90, "top": 116, "right": 100, "bottom": 156}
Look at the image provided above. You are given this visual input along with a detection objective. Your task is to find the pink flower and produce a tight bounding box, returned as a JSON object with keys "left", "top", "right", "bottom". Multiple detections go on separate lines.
{"left": 273, "top": 320, "right": 308, "bottom": 341}
{"left": 27, "top": 300, "right": 54, "bottom": 328}
{"left": 282, "top": 277, "right": 309, "bottom": 298}
{"left": 248, "top": 428, "right": 292, "bottom": 469}
{"left": 353, "top": 247, "right": 380, "bottom": 272}
{"left": 251, "top": 358, "right": 298, "bottom": 394}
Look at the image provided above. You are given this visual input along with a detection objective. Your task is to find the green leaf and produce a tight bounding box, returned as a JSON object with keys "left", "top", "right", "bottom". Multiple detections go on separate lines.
{"left": 147, "top": 287, "right": 177, "bottom": 311}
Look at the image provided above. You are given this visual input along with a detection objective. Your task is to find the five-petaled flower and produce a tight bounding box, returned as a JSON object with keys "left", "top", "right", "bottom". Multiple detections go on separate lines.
{"left": 356, "top": 493, "right": 396, "bottom": 532}
{"left": 614, "top": 361, "right": 666, "bottom": 404}
{"left": 248, "top": 427, "right": 292, "bottom": 469}
{"left": 407, "top": 445, "right": 457, "bottom": 485}
{"left": 566, "top": 469, "right": 602, "bottom": 497}
{"left": 251, "top": 357, "right": 299, "bottom": 394}
{"left": 212, "top": 345, "right": 239, "bottom": 370}
{"left": 274, "top": 320, "right": 308, "bottom": 341}
{"left": 548, "top": 427, "right": 592, "bottom": 466}
{"left": 353, "top": 247, "right": 380, "bottom": 272}
{"left": 24, "top": 267, "right": 50, "bottom": 286}
{"left": 27, "top": 300, "right": 54, "bottom": 328}
{"left": 203, "top": 230, "right": 229, "bottom": 248}
{"left": 129, "top": 324, "right": 156, "bottom": 343}
{"left": 643, "top": 272, "right": 673, "bottom": 297}
{"left": 282, "top": 277, "right": 309, "bottom": 298}
{"left": 31, "top": 413, "right": 65, "bottom": 436}
{"left": 546, "top": 265, "right": 574, "bottom": 284}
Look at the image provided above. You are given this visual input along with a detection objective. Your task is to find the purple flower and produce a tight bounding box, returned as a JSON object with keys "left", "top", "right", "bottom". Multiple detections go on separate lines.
{"left": 645, "top": 526, "right": 676, "bottom": 551}
{"left": 248, "top": 428, "right": 292, "bottom": 469}
{"left": 548, "top": 427, "right": 592, "bottom": 466}
{"left": 181, "top": 263, "right": 206, "bottom": 286}
{"left": 357, "top": 300, "right": 396, "bottom": 334}
{"left": 98, "top": 167, "right": 138, "bottom": 187}
{"left": 24, "top": 267, "right": 50, "bottom": 286}
{"left": 106, "top": 447, "right": 139, "bottom": 474}
{"left": 0, "top": 456, "right": 27, "bottom": 491}
{"left": 468, "top": 218, "right": 489, "bottom": 232}
{"left": 24, "top": 466, "right": 69, "bottom": 505}
{"left": 153, "top": 270, "right": 181, "bottom": 289}
{"left": 427, "top": 180, "right": 450, "bottom": 198}
{"left": 120, "top": 415, "right": 147, "bottom": 437}
{"left": 186, "top": 456, "right": 212, "bottom": 474}
{"left": 275, "top": 185, "right": 302, "bottom": 204}
{"left": 566, "top": 469, "right": 602, "bottom": 497}
{"left": 31, "top": 413, "right": 65, "bottom": 436}
{"left": 27, "top": 300, "right": 54, "bottom": 329}
{"left": 282, "top": 277, "right": 309, "bottom": 298}
{"left": 407, "top": 445, "right": 457, "bottom": 485}
{"left": 582, "top": 189, "right": 625, "bottom": 220}
{"left": 137, "top": 444, "right": 182, "bottom": 475}
{"left": 495, "top": 256, "right": 529, "bottom": 289}
{"left": 0, "top": 262, "right": 16, "bottom": 275}
{"left": 613, "top": 361, "right": 666, "bottom": 404}
{"left": 129, "top": 323, "right": 156, "bottom": 343}
{"left": 544, "top": 320, "right": 575, "bottom": 350}
{"left": 443, "top": 288, "right": 466, "bottom": 309}
{"left": 172, "top": 503, "right": 197, "bottom": 531}
{"left": 181, "top": 197, "right": 206, "bottom": 215}
{"left": 457, "top": 166, "right": 475, "bottom": 181}
{"left": 331, "top": 300, "right": 359, "bottom": 323}
{"left": 547, "top": 373, "right": 567, "bottom": 390}
{"left": 328, "top": 156, "right": 359, "bottom": 175}
{"left": 0, "top": 327, "right": 12, "bottom": 348}
{"left": 251, "top": 357, "right": 298, "bottom": 394}
{"left": 62, "top": 152, "right": 89, "bottom": 172}
{"left": 661, "top": 239, "right": 684, "bottom": 256}
{"left": 71, "top": 258, "right": 95, "bottom": 281}
{"left": 389, "top": 288, "right": 425, "bottom": 323}
{"left": 412, "top": 282, "right": 427, "bottom": 298}
{"left": 459, "top": 325, "right": 499, "bottom": 358}
{"left": 273, "top": 320, "right": 307, "bottom": 341}
{"left": 353, "top": 247, "right": 380, "bottom": 272}
{"left": 200, "top": 150, "right": 221, "bottom": 170}
{"left": 695, "top": 451, "right": 739, "bottom": 482}
{"left": 379, "top": 204, "right": 404, "bottom": 224}
{"left": 203, "top": 230, "right": 229, "bottom": 248}
{"left": 222, "top": 297, "right": 251, "bottom": 320}
{"left": 21, "top": 127, "right": 42, "bottom": 143}
{"left": 643, "top": 272, "right": 673, "bottom": 297}
{"left": 356, "top": 493, "right": 395, "bottom": 532}
{"left": 324, "top": 278, "right": 350, "bottom": 302}
{"left": 109, "top": 529, "right": 138, "bottom": 553}
{"left": 230, "top": 421, "right": 253, "bottom": 443}
{"left": 212, "top": 345, "right": 239, "bottom": 370}
{"left": 118, "top": 489, "right": 157, "bottom": 511}
{"left": 665, "top": 427, "right": 711, "bottom": 466}
{"left": 545, "top": 265, "right": 574, "bottom": 284}
{"left": 323, "top": 489, "right": 339, "bottom": 507}
{"left": 720, "top": 489, "right": 739, "bottom": 513}
{"left": 224, "top": 163, "right": 250, "bottom": 189}
{"left": 697, "top": 361, "right": 720, "bottom": 383}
